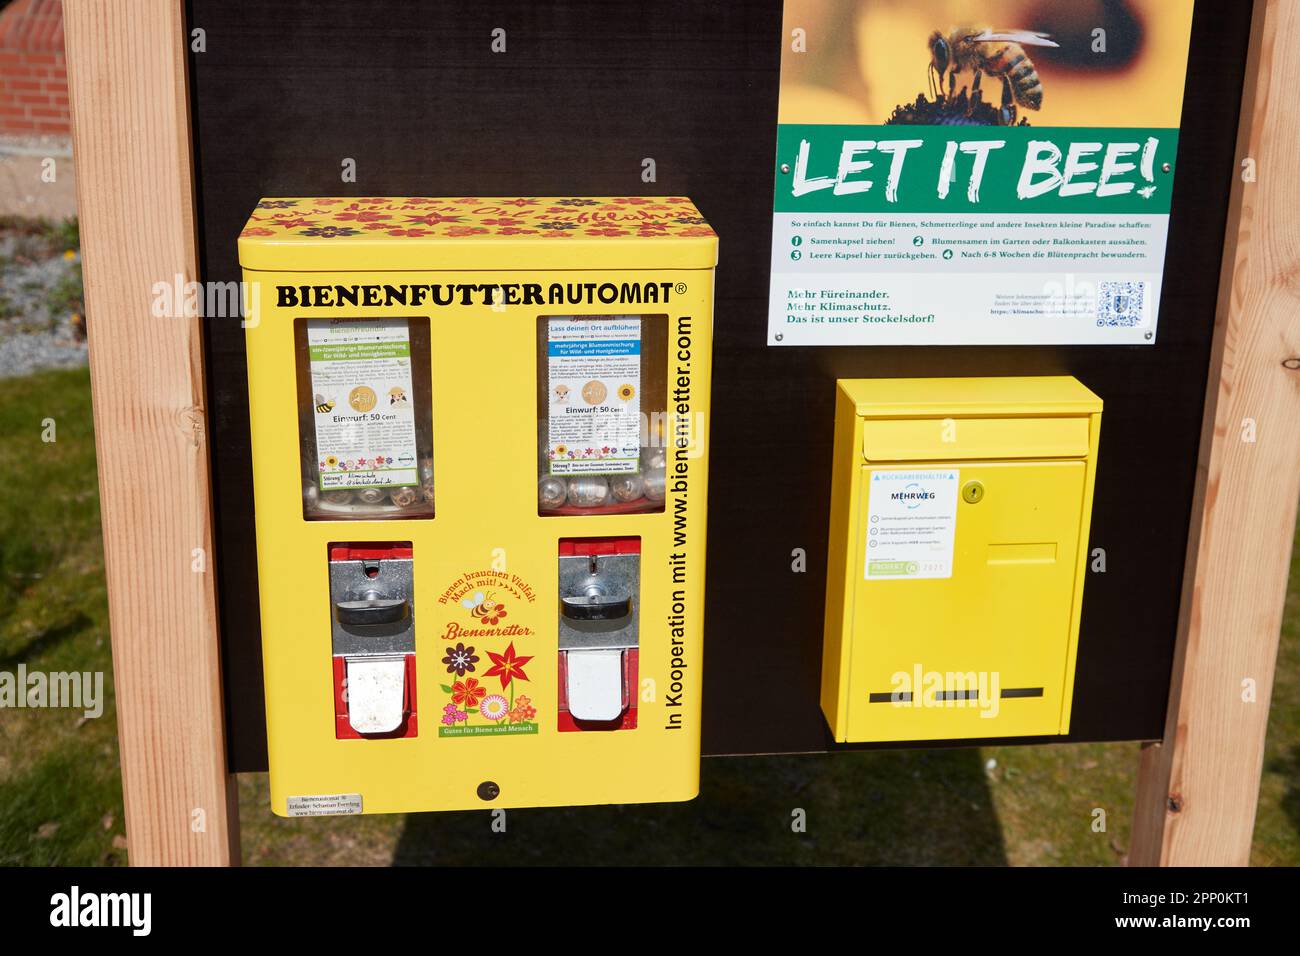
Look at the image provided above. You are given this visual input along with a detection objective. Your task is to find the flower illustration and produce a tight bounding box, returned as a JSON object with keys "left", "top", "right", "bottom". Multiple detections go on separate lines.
{"left": 537, "top": 221, "right": 578, "bottom": 230}
{"left": 508, "top": 695, "right": 536, "bottom": 723}
{"left": 480, "top": 217, "right": 524, "bottom": 226}
{"left": 267, "top": 216, "right": 320, "bottom": 229}
{"left": 335, "top": 210, "right": 391, "bottom": 222}
{"left": 240, "top": 227, "right": 275, "bottom": 237}
{"left": 443, "top": 642, "right": 480, "bottom": 676}
{"left": 442, "top": 703, "right": 467, "bottom": 726}
{"left": 480, "top": 694, "right": 510, "bottom": 721}
{"left": 324, "top": 455, "right": 339, "bottom": 467}
{"left": 496, "top": 227, "right": 538, "bottom": 235}
{"left": 617, "top": 384, "right": 635, "bottom": 401}
{"left": 585, "top": 227, "right": 630, "bottom": 237}
{"left": 405, "top": 212, "right": 465, "bottom": 226}
{"left": 386, "top": 228, "right": 435, "bottom": 237}
{"left": 554, "top": 198, "right": 599, "bottom": 206}
{"left": 257, "top": 199, "right": 298, "bottom": 209}
{"left": 452, "top": 677, "right": 486, "bottom": 709}
{"left": 445, "top": 226, "right": 490, "bottom": 237}
{"left": 677, "top": 226, "right": 716, "bottom": 237}
{"left": 484, "top": 642, "right": 533, "bottom": 689}
{"left": 300, "top": 226, "right": 360, "bottom": 238}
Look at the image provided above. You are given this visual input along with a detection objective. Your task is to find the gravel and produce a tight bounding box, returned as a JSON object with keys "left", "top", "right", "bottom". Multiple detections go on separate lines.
{"left": 0, "top": 319, "right": 87, "bottom": 379}
{"left": 0, "top": 231, "right": 87, "bottom": 380}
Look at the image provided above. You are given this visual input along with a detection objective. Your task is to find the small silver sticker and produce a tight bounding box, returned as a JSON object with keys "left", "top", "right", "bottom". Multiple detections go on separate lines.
{"left": 285, "top": 793, "right": 363, "bottom": 816}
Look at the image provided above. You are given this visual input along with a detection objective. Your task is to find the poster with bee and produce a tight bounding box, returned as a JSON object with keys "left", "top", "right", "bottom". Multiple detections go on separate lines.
{"left": 769, "top": 0, "right": 1194, "bottom": 345}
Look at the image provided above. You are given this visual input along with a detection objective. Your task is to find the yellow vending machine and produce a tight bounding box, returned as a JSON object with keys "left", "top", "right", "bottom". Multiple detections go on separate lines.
{"left": 821, "top": 377, "right": 1102, "bottom": 743}
{"left": 238, "top": 197, "right": 716, "bottom": 815}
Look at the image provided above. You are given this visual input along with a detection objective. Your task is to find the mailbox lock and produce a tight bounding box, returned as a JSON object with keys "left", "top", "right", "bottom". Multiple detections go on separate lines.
{"left": 961, "top": 480, "right": 985, "bottom": 504}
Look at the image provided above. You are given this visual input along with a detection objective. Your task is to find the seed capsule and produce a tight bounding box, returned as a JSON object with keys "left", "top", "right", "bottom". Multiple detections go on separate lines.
{"left": 538, "top": 476, "right": 567, "bottom": 510}
{"left": 609, "top": 473, "right": 645, "bottom": 502}
{"left": 567, "top": 475, "right": 610, "bottom": 508}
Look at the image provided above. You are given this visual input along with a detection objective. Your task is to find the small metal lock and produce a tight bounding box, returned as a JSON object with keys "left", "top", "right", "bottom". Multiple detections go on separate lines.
{"left": 962, "top": 480, "right": 985, "bottom": 504}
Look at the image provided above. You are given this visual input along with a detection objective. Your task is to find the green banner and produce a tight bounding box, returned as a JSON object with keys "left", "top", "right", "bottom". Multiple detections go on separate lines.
{"left": 308, "top": 341, "right": 411, "bottom": 361}
{"left": 774, "top": 125, "right": 1177, "bottom": 215}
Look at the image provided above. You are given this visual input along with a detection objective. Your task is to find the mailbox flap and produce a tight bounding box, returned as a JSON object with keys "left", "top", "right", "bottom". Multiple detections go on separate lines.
{"left": 862, "top": 416, "right": 1091, "bottom": 462}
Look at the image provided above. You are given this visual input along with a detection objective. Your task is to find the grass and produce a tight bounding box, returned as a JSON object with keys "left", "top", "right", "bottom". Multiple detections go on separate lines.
{"left": 0, "top": 365, "right": 1295, "bottom": 865}
{"left": 0, "top": 367, "right": 125, "bottom": 865}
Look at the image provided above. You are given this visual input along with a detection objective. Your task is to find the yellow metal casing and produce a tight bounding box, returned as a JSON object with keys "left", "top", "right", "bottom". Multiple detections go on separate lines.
{"left": 821, "top": 377, "right": 1102, "bottom": 743}
{"left": 239, "top": 197, "right": 716, "bottom": 814}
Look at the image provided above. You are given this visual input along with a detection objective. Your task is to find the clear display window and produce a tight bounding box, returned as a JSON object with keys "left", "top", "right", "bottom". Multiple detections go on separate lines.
{"left": 536, "top": 314, "right": 667, "bottom": 516}
{"left": 294, "top": 316, "right": 434, "bottom": 520}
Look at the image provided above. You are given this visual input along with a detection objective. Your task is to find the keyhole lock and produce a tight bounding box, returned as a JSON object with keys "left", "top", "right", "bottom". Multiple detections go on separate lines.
{"left": 962, "top": 480, "right": 985, "bottom": 504}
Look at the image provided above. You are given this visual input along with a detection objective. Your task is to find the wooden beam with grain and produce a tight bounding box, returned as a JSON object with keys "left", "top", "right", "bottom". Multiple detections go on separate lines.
{"left": 1131, "top": 0, "right": 1300, "bottom": 866}
{"left": 63, "top": 0, "right": 239, "bottom": 865}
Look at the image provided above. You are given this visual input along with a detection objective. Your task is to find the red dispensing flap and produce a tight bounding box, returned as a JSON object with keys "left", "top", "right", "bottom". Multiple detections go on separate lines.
{"left": 328, "top": 542, "right": 414, "bottom": 562}
{"left": 333, "top": 654, "right": 418, "bottom": 740}
{"left": 558, "top": 536, "right": 641, "bottom": 557}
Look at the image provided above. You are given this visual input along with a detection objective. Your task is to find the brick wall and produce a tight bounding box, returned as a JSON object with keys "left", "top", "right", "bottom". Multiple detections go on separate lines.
{"left": 0, "top": 0, "right": 68, "bottom": 136}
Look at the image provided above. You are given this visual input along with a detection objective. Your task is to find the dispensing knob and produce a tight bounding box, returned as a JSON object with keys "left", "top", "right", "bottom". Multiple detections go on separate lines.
{"left": 335, "top": 590, "right": 410, "bottom": 627}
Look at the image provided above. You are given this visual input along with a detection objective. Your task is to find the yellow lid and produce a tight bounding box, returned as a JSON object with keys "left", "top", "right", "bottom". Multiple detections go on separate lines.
{"left": 238, "top": 196, "right": 718, "bottom": 272}
{"left": 840, "top": 376, "right": 1103, "bottom": 418}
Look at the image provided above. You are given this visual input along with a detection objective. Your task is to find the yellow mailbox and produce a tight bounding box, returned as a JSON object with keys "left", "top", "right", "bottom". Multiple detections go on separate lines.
{"left": 238, "top": 196, "right": 716, "bottom": 815}
{"left": 821, "top": 377, "right": 1102, "bottom": 743}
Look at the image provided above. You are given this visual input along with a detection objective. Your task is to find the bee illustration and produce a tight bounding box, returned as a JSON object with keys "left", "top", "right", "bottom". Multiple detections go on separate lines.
{"left": 461, "top": 591, "right": 507, "bottom": 624}
{"left": 928, "top": 28, "right": 1059, "bottom": 126}
{"left": 314, "top": 393, "right": 336, "bottom": 414}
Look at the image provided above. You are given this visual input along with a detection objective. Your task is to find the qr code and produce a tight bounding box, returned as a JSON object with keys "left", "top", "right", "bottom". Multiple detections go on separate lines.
{"left": 1097, "top": 281, "right": 1146, "bottom": 327}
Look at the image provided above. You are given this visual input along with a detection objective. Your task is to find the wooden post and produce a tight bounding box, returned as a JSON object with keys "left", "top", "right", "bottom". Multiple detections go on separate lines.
{"left": 63, "top": 0, "right": 239, "bottom": 865}
{"left": 1131, "top": 0, "right": 1300, "bottom": 866}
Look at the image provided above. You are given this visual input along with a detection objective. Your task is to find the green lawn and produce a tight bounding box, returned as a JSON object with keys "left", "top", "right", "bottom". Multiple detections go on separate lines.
{"left": 0, "top": 367, "right": 124, "bottom": 865}
{"left": 0, "top": 366, "right": 1295, "bottom": 865}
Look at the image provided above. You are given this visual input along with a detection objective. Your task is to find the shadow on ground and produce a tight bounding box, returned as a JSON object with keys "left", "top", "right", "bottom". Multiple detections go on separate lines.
{"left": 392, "top": 747, "right": 1007, "bottom": 865}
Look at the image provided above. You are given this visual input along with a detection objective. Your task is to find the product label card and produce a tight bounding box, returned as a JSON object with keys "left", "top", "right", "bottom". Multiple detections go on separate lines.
{"left": 546, "top": 317, "right": 641, "bottom": 475}
{"left": 307, "top": 318, "right": 419, "bottom": 490}
{"left": 865, "top": 470, "right": 959, "bottom": 580}
{"left": 769, "top": 0, "right": 1194, "bottom": 346}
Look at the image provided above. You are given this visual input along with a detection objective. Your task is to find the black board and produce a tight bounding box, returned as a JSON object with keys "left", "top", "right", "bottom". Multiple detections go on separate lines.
{"left": 185, "top": 0, "right": 1254, "bottom": 771}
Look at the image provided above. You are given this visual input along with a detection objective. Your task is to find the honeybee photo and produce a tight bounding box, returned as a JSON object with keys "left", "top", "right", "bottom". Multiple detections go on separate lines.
{"left": 779, "top": 0, "right": 1193, "bottom": 129}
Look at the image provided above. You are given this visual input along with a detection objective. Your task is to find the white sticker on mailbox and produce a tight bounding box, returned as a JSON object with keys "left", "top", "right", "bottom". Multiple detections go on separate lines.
{"left": 865, "top": 469, "right": 959, "bottom": 580}
{"left": 285, "top": 793, "right": 363, "bottom": 817}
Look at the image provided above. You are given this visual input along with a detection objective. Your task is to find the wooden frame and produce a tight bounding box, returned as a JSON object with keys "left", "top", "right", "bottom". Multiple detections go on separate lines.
{"left": 1129, "top": 0, "right": 1300, "bottom": 866}
{"left": 64, "top": 0, "right": 239, "bottom": 865}
{"left": 62, "top": 0, "right": 1295, "bottom": 866}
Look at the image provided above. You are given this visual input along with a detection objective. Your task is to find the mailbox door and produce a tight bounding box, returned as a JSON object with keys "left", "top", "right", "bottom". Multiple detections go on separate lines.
{"left": 846, "top": 459, "right": 1086, "bottom": 742}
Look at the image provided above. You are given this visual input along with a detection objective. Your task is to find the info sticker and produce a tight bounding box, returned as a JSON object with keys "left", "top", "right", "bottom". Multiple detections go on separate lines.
{"left": 865, "top": 469, "right": 959, "bottom": 580}
{"left": 546, "top": 317, "right": 642, "bottom": 476}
